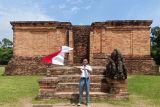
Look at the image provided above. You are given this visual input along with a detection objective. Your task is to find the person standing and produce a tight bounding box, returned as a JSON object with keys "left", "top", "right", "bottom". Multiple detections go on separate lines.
{"left": 77, "top": 59, "right": 92, "bottom": 107}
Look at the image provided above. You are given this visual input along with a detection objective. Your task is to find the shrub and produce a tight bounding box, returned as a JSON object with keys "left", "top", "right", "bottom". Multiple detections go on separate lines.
{"left": 0, "top": 48, "right": 13, "bottom": 65}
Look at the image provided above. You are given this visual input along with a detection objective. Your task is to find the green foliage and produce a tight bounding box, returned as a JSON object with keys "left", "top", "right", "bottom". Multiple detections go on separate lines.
{"left": 0, "top": 41, "right": 2, "bottom": 47}
{"left": 151, "top": 48, "right": 160, "bottom": 65}
{"left": 0, "top": 48, "right": 13, "bottom": 65}
{"left": 0, "top": 38, "right": 13, "bottom": 65}
{"left": 151, "top": 26, "right": 160, "bottom": 65}
{"left": 1, "top": 38, "right": 13, "bottom": 48}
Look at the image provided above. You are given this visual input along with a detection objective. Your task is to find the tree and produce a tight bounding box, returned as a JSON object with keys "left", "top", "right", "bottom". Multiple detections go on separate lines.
{"left": 151, "top": 26, "right": 160, "bottom": 47}
{"left": 151, "top": 26, "right": 160, "bottom": 65}
{"left": 0, "top": 38, "right": 13, "bottom": 65}
{"left": 0, "top": 41, "right": 2, "bottom": 47}
{"left": 0, "top": 48, "right": 13, "bottom": 65}
{"left": 1, "top": 38, "right": 13, "bottom": 48}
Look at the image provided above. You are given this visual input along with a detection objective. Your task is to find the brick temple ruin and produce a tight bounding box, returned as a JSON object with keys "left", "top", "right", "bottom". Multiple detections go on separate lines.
{"left": 5, "top": 20, "right": 157, "bottom": 75}
{"left": 5, "top": 20, "right": 158, "bottom": 100}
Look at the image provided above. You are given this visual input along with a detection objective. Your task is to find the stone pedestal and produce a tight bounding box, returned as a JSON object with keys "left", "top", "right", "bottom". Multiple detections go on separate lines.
{"left": 106, "top": 78, "right": 129, "bottom": 99}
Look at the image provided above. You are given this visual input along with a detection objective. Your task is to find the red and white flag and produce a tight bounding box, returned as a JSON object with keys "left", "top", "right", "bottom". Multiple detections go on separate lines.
{"left": 41, "top": 46, "right": 73, "bottom": 65}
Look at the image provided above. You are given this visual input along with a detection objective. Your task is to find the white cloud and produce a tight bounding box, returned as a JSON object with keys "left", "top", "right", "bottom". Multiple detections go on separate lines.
{"left": 85, "top": 5, "right": 91, "bottom": 10}
{"left": 58, "top": 4, "right": 66, "bottom": 9}
{"left": 71, "top": 6, "right": 79, "bottom": 14}
{"left": 79, "top": 22, "right": 84, "bottom": 25}
{"left": 67, "top": 0, "right": 83, "bottom": 4}
{"left": 0, "top": 2, "right": 53, "bottom": 41}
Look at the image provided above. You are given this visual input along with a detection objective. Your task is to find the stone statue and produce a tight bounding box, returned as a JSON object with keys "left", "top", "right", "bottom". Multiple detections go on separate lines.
{"left": 106, "top": 49, "right": 127, "bottom": 80}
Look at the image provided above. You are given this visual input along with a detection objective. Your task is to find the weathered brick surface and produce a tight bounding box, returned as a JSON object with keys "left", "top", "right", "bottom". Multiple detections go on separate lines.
{"left": 38, "top": 92, "right": 111, "bottom": 99}
{"left": 106, "top": 78, "right": 129, "bottom": 99}
{"left": 5, "top": 56, "right": 47, "bottom": 75}
{"left": 90, "top": 21, "right": 152, "bottom": 56}
{"left": 5, "top": 56, "right": 72, "bottom": 75}
{"left": 91, "top": 55, "right": 158, "bottom": 74}
{"left": 89, "top": 20, "right": 158, "bottom": 74}
{"left": 58, "top": 75, "right": 106, "bottom": 83}
{"left": 48, "top": 66, "right": 106, "bottom": 75}
{"left": 37, "top": 66, "right": 128, "bottom": 100}
{"left": 12, "top": 21, "right": 71, "bottom": 57}
{"left": 72, "top": 26, "right": 90, "bottom": 64}
{"left": 37, "top": 77, "right": 59, "bottom": 99}
{"left": 6, "top": 20, "right": 158, "bottom": 75}
{"left": 125, "top": 56, "right": 158, "bottom": 74}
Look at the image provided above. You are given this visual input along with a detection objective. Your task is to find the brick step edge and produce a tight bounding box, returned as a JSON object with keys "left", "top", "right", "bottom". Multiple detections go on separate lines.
{"left": 56, "top": 87, "right": 108, "bottom": 92}
{"left": 58, "top": 75, "right": 107, "bottom": 83}
{"left": 39, "top": 75, "right": 107, "bottom": 83}
{"left": 48, "top": 66, "right": 106, "bottom": 75}
{"left": 36, "top": 92, "right": 129, "bottom": 100}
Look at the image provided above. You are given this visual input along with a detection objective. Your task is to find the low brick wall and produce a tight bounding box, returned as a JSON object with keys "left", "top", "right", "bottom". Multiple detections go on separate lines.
{"left": 91, "top": 55, "right": 158, "bottom": 74}
{"left": 5, "top": 55, "right": 158, "bottom": 75}
{"left": 5, "top": 56, "right": 73, "bottom": 75}
{"left": 4, "top": 56, "right": 53, "bottom": 75}
{"left": 125, "top": 56, "right": 158, "bottom": 74}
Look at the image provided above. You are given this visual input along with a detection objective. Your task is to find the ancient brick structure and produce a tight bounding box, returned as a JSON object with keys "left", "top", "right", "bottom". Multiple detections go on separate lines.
{"left": 5, "top": 20, "right": 158, "bottom": 100}
{"left": 5, "top": 20, "right": 158, "bottom": 75}
{"left": 89, "top": 21, "right": 158, "bottom": 74}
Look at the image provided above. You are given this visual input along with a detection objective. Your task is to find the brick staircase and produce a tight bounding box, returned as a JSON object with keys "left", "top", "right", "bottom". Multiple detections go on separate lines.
{"left": 37, "top": 66, "right": 128, "bottom": 100}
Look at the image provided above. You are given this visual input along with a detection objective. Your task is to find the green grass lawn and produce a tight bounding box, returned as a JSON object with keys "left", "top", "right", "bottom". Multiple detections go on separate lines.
{"left": 0, "top": 67, "right": 41, "bottom": 107}
{"left": 128, "top": 75, "right": 160, "bottom": 105}
{"left": 0, "top": 66, "right": 160, "bottom": 107}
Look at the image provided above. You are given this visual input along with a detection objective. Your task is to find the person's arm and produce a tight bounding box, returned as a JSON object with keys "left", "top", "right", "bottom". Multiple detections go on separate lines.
{"left": 86, "top": 66, "right": 92, "bottom": 73}
{"left": 80, "top": 67, "right": 84, "bottom": 72}
{"left": 73, "top": 66, "right": 83, "bottom": 73}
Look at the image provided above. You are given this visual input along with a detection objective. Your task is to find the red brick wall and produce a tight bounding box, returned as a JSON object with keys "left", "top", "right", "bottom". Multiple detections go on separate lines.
{"left": 12, "top": 21, "right": 71, "bottom": 57}
{"left": 90, "top": 21, "right": 152, "bottom": 65}
{"left": 14, "top": 29, "right": 68, "bottom": 57}
{"left": 132, "top": 30, "right": 150, "bottom": 56}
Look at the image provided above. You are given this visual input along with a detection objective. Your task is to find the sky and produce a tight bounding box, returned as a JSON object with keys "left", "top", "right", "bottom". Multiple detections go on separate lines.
{"left": 0, "top": 0, "right": 160, "bottom": 41}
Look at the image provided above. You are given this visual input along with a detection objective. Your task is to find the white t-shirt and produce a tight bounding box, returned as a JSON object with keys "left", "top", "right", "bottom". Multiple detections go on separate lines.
{"left": 80, "top": 65, "right": 92, "bottom": 78}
